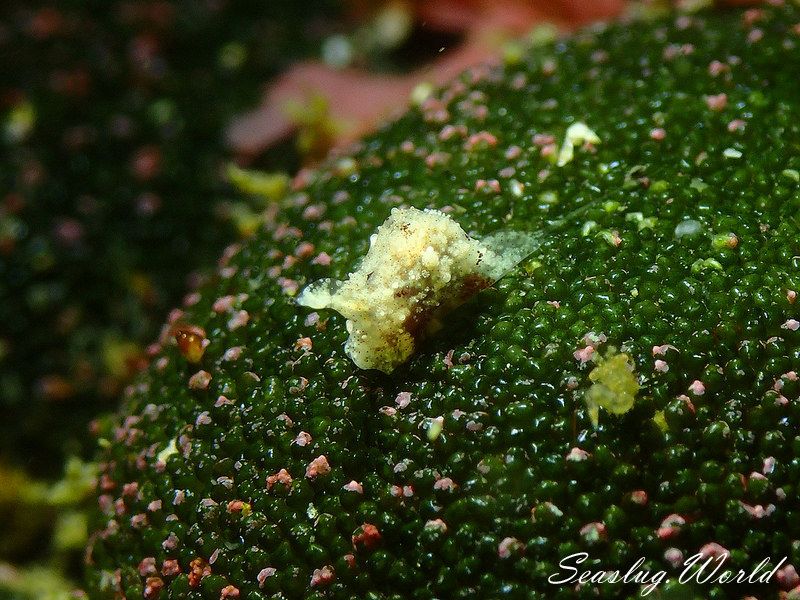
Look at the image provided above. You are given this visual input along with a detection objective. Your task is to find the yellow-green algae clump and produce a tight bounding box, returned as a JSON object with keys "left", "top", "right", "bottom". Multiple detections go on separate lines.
{"left": 584, "top": 349, "right": 640, "bottom": 426}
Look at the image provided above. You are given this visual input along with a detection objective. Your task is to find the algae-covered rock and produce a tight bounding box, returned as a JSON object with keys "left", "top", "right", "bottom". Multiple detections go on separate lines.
{"left": 87, "top": 4, "right": 800, "bottom": 599}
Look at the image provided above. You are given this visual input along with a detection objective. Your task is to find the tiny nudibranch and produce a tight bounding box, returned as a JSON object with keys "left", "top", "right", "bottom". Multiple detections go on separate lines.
{"left": 297, "top": 207, "right": 537, "bottom": 373}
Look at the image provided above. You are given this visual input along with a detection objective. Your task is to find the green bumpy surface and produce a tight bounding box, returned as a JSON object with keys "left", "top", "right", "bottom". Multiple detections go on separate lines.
{"left": 87, "top": 5, "right": 800, "bottom": 599}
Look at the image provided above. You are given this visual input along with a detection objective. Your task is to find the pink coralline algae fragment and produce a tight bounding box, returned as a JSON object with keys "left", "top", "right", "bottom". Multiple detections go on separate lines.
{"left": 657, "top": 514, "right": 686, "bottom": 540}
{"left": 213, "top": 295, "right": 236, "bottom": 313}
{"left": 573, "top": 345, "right": 595, "bottom": 364}
{"left": 305, "top": 455, "right": 331, "bottom": 479}
{"left": 343, "top": 480, "right": 363, "bottom": 494}
{"left": 227, "top": 310, "right": 249, "bottom": 331}
{"left": 708, "top": 60, "right": 729, "bottom": 76}
{"left": 505, "top": 145, "right": 522, "bottom": 160}
{"left": 743, "top": 8, "right": 764, "bottom": 26}
{"left": 579, "top": 522, "right": 607, "bottom": 543}
{"left": 664, "top": 548, "right": 684, "bottom": 569}
{"left": 352, "top": 523, "right": 382, "bottom": 550}
{"left": 215, "top": 395, "right": 233, "bottom": 408}
{"left": 439, "top": 124, "right": 466, "bottom": 141}
{"left": 699, "top": 542, "right": 730, "bottom": 560}
{"left": 475, "top": 178, "right": 501, "bottom": 193}
{"left": 183, "top": 291, "right": 202, "bottom": 307}
{"left": 311, "top": 252, "right": 331, "bottom": 266}
{"left": 161, "top": 559, "right": 180, "bottom": 577}
{"left": 464, "top": 131, "right": 498, "bottom": 151}
{"left": 293, "top": 431, "right": 312, "bottom": 446}
{"left": 294, "top": 337, "right": 312, "bottom": 352}
{"left": 433, "top": 477, "right": 457, "bottom": 492}
{"left": 295, "top": 241, "right": 315, "bottom": 259}
{"left": 188, "top": 370, "right": 212, "bottom": 390}
{"left": 688, "top": 380, "right": 705, "bottom": 395}
{"left": 704, "top": 93, "right": 728, "bottom": 111}
{"left": 739, "top": 501, "right": 776, "bottom": 519}
{"left": 566, "top": 447, "right": 590, "bottom": 462}
{"left": 425, "top": 519, "right": 448, "bottom": 532}
{"left": 139, "top": 557, "right": 157, "bottom": 577}
{"left": 143, "top": 577, "right": 164, "bottom": 599}
{"left": 310, "top": 566, "right": 335, "bottom": 588}
{"left": 395, "top": 391, "right": 412, "bottom": 409}
{"left": 654, "top": 359, "right": 669, "bottom": 373}
{"left": 650, "top": 128, "right": 666, "bottom": 141}
{"left": 677, "top": 394, "right": 696, "bottom": 415}
{"left": 727, "top": 119, "right": 746, "bottom": 133}
{"left": 220, "top": 585, "right": 240, "bottom": 599}
{"left": 131, "top": 513, "right": 148, "bottom": 528}
{"left": 781, "top": 319, "right": 799, "bottom": 331}
{"left": 777, "top": 565, "right": 800, "bottom": 591}
{"left": 652, "top": 344, "right": 676, "bottom": 356}
{"left": 426, "top": 151, "right": 451, "bottom": 168}
{"left": 302, "top": 204, "right": 325, "bottom": 221}
{"left": 222, "top": 346, "right": 243, "bottom": 361}
{"left": 257, "top": 568, "right": 277, "bottom": 588}
{"left": 266, "top": 469, "right": 293, "bottom": 490}
{"left": 162, "top": 532, "right": 179, "bottom": 550}
{"left": 277, "top": 277, "right": 299, "bottom": 295}
{"left": 498, "top": 537, "right": 524, "bottom": 558}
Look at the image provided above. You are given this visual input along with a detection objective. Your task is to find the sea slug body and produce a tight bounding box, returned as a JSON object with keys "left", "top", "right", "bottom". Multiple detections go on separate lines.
{"left": 297, "top": 207, "right": 537, "bottom": 372}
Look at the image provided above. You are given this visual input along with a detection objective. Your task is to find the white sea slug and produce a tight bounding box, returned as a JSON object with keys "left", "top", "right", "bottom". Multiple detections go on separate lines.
{"left": 297, "top": 207, "right": 537, "bottom": 373}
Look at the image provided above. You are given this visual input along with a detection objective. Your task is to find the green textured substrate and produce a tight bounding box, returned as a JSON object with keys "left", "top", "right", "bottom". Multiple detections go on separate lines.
{"left": 87, "top": 4, "right": 800, "bottom": 599}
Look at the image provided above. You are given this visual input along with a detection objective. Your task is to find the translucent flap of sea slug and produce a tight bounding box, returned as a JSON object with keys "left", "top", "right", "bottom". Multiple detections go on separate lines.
{"left": 479, "top": 230, "right": 543, "bottom": 282}
{"left": 296, "top": 278, "right": 344, "bottom": 310}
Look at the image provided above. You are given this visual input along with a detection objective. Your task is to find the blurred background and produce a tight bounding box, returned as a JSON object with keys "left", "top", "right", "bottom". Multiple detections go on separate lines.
{"left": 0, "top": 0, "right": 733, "bottom": 597}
